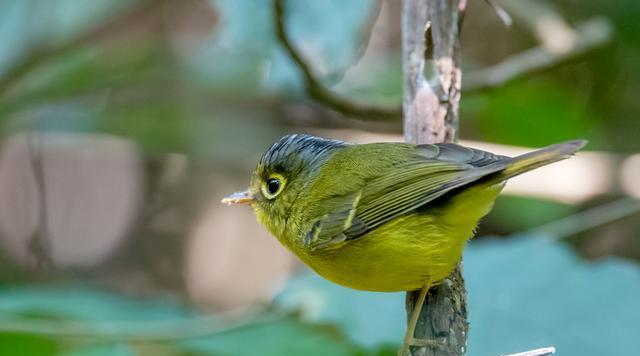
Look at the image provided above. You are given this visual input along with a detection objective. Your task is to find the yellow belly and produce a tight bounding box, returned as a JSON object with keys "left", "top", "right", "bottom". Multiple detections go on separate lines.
{"left": 297, "top": 183, "right": 503, "bottom": 292}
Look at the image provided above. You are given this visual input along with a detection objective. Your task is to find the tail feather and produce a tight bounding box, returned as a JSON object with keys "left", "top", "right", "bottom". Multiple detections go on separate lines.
{"left": 490, "top": 140, "right": 587, "bottom": 182}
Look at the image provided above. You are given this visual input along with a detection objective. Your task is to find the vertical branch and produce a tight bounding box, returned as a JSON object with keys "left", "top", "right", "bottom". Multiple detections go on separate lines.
{"left": 403, "top": 0, "right": 461, "bottom": 145}
{"left": 27, "top": 133, "right": 53, "bottom": 269}
{"left": 403, "top": 0, "right": 467, "bottom": 355}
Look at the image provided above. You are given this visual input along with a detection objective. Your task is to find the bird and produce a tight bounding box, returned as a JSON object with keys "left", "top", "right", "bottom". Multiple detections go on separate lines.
{"left": 222, "top": 134, "right": 586, "bottom": 355}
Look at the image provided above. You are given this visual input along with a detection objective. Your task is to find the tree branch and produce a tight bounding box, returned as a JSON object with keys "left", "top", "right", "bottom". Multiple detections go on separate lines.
{"left": 403, "top": 1, "right": 467, "bottom": 356}
{"left": 502, "top": 347, "right": 556, "bottom": 356}
{"left": 272, "top": 0, "right": 400, "bottom": 121}
{"left": 483, "top": 0, "right": 512, "bottom": 28}
{"left": 27, "top": 133, "right": 53, "bottom": 270}
{"left": 496, "top": 0, "right": 574, "bottom": 52}
{"left": 533, "top": 197, "right": 640, "bottom": 239}
{"left": 273, "top": 1, "right": 612, "bottom": 125}
{"left": 464, "top": 17, "right": 613, "bottom": 93}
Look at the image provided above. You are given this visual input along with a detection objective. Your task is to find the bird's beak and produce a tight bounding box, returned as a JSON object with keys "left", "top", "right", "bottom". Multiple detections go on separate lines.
{"left": 221, "top": 190, "right": 255, "bottom": 205}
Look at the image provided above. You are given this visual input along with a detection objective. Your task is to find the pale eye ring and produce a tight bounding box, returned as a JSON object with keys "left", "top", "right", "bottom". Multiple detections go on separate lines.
{"left": 262, "top": 175, "right": 284, "bottom": 199}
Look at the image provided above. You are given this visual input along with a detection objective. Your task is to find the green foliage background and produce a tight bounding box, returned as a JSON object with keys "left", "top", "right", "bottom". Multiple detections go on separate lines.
{"left": 0, "top": 0, "right": 639, "bottom": 355}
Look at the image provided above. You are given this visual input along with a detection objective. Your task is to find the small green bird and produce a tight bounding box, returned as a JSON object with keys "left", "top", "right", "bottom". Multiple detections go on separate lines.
{"left": 222, "top": 134, "right": 585, "bottom": 354}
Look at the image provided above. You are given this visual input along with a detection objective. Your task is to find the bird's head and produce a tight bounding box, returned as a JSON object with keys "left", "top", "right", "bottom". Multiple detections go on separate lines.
{"left": 222, "top": 134, "right": 346, "bottom": 237}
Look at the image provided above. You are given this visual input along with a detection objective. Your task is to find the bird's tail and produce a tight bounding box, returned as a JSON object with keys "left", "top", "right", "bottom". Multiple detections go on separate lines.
{"left": 488, "top": 140, "right": 587, "bottom": 183}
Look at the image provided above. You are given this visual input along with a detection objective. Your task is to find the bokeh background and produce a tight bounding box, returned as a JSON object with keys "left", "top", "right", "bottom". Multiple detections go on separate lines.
{"left": 0, "top": 0, "right": 639, "bottom": 355}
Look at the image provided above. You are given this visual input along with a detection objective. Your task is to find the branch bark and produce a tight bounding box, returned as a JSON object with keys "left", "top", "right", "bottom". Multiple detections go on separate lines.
{"left": 402, "top": 0, "right": 467, "bottom": 355}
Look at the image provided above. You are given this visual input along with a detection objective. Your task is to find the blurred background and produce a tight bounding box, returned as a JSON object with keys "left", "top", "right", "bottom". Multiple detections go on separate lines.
{"left": 0, "top": 0, "right": 639, "bottom": 355}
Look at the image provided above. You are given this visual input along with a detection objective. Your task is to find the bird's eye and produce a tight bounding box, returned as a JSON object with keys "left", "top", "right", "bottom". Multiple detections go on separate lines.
{"left": 267, "top": 178, "right": 280, "bottom": 194}
{"left": 261, "top": 174, "right": 285, "bottom": 199}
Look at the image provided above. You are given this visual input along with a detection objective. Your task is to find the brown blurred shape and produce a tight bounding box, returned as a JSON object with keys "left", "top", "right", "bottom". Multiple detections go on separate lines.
{"left": 185, "top": 176, "right": 296, "bottom": 311}
{"left": 0, "top": 132, "right": 143, "bottom": 268}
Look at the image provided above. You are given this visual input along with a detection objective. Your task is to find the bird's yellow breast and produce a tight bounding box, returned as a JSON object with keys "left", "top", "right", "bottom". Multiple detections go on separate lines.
{"left": 294, "top": 183, "right": 503, "bottom": 292}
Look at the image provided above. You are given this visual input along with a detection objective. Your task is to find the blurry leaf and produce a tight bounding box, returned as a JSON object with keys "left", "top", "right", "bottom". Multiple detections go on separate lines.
{"left": 276, "top": 234, "right": 640, "bottom": 355}
{"left": 271, "top": 0, "right": 377, "bottom": 84}
{"left": 60, "top": 343, "right": 136, "bottom": 356}
{"left": 1, "top": 98, "right": 189, "bottom": 156}
{"left": 0, "top": 1, "right": 30, "bottom": 74}
{"left": 2, "top": 233, "right": 638, "bottom": 356}
{"left": 0, "top": 0, "right": 136, "bottom": 75}
{"left": 610, "top": 0, "right": 640, "bottom": 48}
{"left": 22, "top": 0, "right": 136, "bottom": 46}
{"left": 0, "top": 39, "right": 178, "bottom": 118}
{"left": 97, "top": 103, "right": 190, "bottom": 153}
{"left": 178, "top": 318, "right": 359, "bottom": 356}
{"left": 190, "top": 0, "right": 276, "bottom": 91}
{"left": 334, "top": 56, "right": 403, "bottom": 108}
{"left": 464, "top": 79, "right": 601, "bottom": 147}
{"left": 559, "top": 0, "right": 640, "bottom": 48}
{"left": 275, "top": 274, "right": 405, "bottom": 349}
{"left": 0, "top": 286, "right": 195, "bottom": 322}
{"left": 0, "top": 285, "right": 363, "bottom": 355}
{"left": 0, "top": 38, "right": 188, "bottom": 154}
{"left": 0, "top": 332, "right": 60, "bottom": 356}
{"left": 187, "top": 109, "right": 285, "bottom": 166}
{"left": 10, "top": 43, "right": 177, "bottom": 105}
{"left": 465, "top": 235, "right": 640, "bottom": 356}
{"left": 0, "top": 0, "right": 141, "bottom": 109}
{"left": 482, "top": 196, "right": 576, "bottom": 233}
{"left": 195, "top": 0, "right": 377, "bottom": 92}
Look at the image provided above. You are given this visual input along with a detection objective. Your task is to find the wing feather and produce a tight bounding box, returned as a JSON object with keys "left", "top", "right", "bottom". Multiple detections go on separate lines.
{"left": 356, "top": 163, "right": 501, "bottom": 231}
{"left": 302, "top": 142, "right": 507, "bottom": 251}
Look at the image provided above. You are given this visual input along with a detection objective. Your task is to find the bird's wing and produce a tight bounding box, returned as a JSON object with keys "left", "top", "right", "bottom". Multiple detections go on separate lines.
{"left": 302, "top": 143, "right": 507, "bottom": 251}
